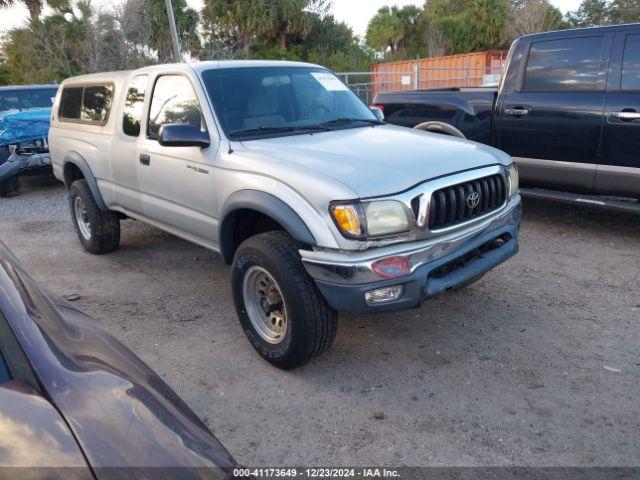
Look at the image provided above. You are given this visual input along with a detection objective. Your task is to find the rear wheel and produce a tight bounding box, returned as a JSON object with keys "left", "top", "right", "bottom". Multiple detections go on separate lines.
{"left": 231, "top": 231, "right": 337, "bottom": 369}
{"left": 69, "top": 179, "right": 120, "bottom": 254}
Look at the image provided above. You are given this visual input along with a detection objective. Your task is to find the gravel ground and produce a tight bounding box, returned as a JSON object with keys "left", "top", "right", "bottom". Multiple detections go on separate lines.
{"left": 1, "top": 174, "right": 639, "bottom": 467}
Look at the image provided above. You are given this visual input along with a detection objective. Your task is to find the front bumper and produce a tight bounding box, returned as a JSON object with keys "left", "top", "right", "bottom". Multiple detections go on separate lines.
{"left": 0, "top": 150, "right": 52, "bottom": 183}
{"left": 301, "top": 196, "right": 521, "bottom": 314}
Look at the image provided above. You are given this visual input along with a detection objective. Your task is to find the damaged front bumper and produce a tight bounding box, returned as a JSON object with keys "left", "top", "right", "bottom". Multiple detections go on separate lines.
{"left": 0, "top": 142, "right": 52, "bottom": 195}
{"left": 0, "top": 107, "right": 53, "bottom": 195}
{"left": 301, "top": 195, "right": 521, "bottom": 314}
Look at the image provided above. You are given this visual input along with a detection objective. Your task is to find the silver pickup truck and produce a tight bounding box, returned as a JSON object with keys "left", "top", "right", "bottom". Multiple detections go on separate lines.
{"left": 49, "top": 61, "right": 521, "bottom": 369}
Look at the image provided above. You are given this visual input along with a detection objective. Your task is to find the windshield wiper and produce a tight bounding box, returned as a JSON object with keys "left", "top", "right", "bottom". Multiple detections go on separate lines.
{"left": 319, "top": 118, "right": 385, "bottom": 128}
{"left": 229, "top": 125, "right": 328, "bottom": 138}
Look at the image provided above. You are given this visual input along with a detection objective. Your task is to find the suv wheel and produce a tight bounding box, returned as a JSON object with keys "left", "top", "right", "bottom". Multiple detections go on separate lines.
{"left": 69, "top": 179, "right": 120, "bottom": 254}
{"left": 231, "top": 231, "right": 337, "bottom": 369}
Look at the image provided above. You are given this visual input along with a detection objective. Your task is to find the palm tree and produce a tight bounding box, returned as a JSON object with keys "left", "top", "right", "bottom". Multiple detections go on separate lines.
{"left": 0, "top": 0, "right": 67, "bottom": 21}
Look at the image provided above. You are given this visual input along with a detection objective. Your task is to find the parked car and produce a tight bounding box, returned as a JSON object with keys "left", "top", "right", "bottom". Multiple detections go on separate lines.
{"left": 48, "top": 61, "right": 521, "bottom": 369}
{"left": 0, "top": 240, "right": 236, "bottom": 478}
{"left": 0, "top": 84, "right": 58, "bottom": 197}
{"left": 374, "top": 24, "right": 640, "bottom": 211}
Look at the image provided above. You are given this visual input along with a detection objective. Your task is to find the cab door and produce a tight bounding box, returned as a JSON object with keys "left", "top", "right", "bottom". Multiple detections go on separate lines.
{"left": 136, "top": 73, "right": 219, "bottom": 247}
{"left": 599, "top": 28, "right": 640, "bottom": 196}
{"left": 496, "top": 34, "right": 612, "bottom": 192}
{"left": 109, "top": 74, "right": 149, "bottom": 215}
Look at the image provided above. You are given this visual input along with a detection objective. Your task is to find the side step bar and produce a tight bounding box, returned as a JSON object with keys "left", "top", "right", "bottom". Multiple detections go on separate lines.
{"left": 520, "top": 187, "right": 640, "bottom": 214}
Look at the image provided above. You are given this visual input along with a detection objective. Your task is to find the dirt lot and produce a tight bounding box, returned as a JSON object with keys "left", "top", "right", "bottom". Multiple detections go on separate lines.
{"left": 1, "top": 174, "right": 639, "bottom": 467}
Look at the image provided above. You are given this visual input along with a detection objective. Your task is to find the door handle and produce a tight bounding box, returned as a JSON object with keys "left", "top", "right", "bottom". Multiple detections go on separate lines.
{"left": 139, "top": 153, "right": 150, "bottom": 166}
{"left": 610, "top": 111, "right": 640, "bottom": 121}
{"left": 504, "top": 107, "right": 530, "bottom": 117}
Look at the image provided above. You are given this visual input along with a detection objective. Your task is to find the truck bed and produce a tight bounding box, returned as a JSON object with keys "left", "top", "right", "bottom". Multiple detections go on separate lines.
{"left": 374, "top": 88, "right": 497, "bottom": 145}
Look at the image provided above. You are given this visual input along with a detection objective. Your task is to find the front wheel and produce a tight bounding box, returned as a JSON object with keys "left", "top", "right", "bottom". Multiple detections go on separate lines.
{"left": 69, "top": 179, "right": 121, "bottom": 254}
{"left": 231, "top": 231, "right": 337, "bottom": 369}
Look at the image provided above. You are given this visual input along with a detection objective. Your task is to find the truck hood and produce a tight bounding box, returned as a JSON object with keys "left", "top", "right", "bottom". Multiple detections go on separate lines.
{"left": 0, "top": 107, "right": 51, "bottom": 146}
{"left": 240, "top": 124, "right": 511, "bottom": 198}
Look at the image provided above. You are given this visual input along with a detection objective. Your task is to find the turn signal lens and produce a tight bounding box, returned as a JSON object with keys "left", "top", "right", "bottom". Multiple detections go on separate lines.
{"left": 372, "top": 256, "right": 410, "bottom": 278}
{"left": 330, "top": 203, "right": 362, "bottom": 237}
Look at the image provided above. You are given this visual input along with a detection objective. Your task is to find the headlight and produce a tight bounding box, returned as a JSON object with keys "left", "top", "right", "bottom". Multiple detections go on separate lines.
{"left": 364, "top": 200, "right": 410, "bottom": 236}
{"left": 508, "top": 163, "right": 519, "bottom": 197}
{"left": 330, "top": 200, "right": 410, "bottom": 239}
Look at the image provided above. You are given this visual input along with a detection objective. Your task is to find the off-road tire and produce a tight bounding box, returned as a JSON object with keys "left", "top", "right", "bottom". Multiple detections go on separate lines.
{"left": 231, "top": 231, "right": 337, "bottom": 369}
{"left": 69, "top": 179, "right": 120, "bottom": 254}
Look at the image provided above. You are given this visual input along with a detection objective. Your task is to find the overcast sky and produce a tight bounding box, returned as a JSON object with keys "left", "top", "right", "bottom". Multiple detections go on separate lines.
{"left": 0, "top": 0, "right": 583, "bottom": 38}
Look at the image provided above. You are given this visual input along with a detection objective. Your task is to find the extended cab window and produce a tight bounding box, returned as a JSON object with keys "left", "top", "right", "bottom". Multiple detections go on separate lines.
{"left": 123, "top": 75, "right": 148, "bottom": 137}
{"left": 147, "top": 75, "right": 204, "bottom": 139}
{"left": 59, "top": 84, "right": 113, "bottom": 124}
{"left": 59, "top": 87, "right": 83, "bottom": 119}
{"left": 81, "top": 85, "right": 113, "bottom": 123}
{"left": 621, "top": 34, "right": 640, "bottom": 90}
{"left": 524, "top": 36, "right": 604, "bottom": 92}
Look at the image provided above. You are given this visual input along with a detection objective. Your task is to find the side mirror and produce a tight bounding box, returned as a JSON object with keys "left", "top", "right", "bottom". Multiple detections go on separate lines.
{"left": 158, "top": 124, "right": 210, "bottom": 148}
{"left": 370, "top": 106, "right": 385, "bottom": 121}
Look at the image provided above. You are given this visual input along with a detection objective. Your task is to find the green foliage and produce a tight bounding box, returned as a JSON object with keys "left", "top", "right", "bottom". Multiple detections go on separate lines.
{"left": 2, "top": 2, "right": 154, "bottom": 84}
{"left": 200, "top": 1, "right": 371, "bottom": 71}
{"left": 125, "top": 0, "right": 201, "bottom": 62}
{"left": 471, "top": 0, "right": 508, "bottom": 50}
{"left": 566, "top": 0, "right": 640, "bottom": 26}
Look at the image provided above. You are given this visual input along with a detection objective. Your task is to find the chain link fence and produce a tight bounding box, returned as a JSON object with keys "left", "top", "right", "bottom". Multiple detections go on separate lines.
{"left": 336, "top": 65, "right": 504, "bottom": 104}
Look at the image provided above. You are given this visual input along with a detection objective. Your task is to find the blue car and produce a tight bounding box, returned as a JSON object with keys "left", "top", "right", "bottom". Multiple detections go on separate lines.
{"left": 0, "top": 84, "right": 58, "bottom": 197}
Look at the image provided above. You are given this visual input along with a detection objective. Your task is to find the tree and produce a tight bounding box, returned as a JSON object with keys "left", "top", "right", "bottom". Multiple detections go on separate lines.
{"left": 565, "top": 0, "right": 609, "bottom": 26}
{"left": 263, "top": 0, "right": 329, "bottom": 51}
{"left": 365, "top": 6, "right": 406, "bottom": 57}
{"left": 610, "top": 0, "right": 640, "bottom": 23}
{"left": 201, "top": 0, "right": 269, "bottom": 55}
{"left": 0, "top": 0, "right": 67, "bottom": 21}
{"left": 471, "top": 0, "right": 508, "bottom": 50}
{"left": 300, "top": 14, "right": 373, "bottom": 71}
{"left": 566, "top": 0, "right": 640, "bottom": 26}
{"left": 506, "top": 0, "right": 564, "bottom": 42}
{"left": 2, "top": 1, "right": 153, "bottom": 84}
{"left": 124, "top": 0, "right": 200, "bottom": 62}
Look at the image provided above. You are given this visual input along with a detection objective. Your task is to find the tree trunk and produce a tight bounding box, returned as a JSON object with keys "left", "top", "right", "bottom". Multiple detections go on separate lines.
{"left": 278, "top": 21, "right": 289, "bottom": 50}
{"left": 240, "top": 31, "right": 251, "bottom": 56}
{"left": 25, "top": 0, "right": 42, "bottom": 20}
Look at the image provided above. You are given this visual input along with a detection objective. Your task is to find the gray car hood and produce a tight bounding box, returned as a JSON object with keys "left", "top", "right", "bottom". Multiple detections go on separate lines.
{"left": 240, "top": 124, "right": 511, "bottom": 198}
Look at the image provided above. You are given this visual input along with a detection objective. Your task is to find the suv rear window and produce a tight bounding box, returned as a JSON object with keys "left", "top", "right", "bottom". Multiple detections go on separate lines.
{"left": 524, "top": 36, "right": 604, "bottom": 92}
{"left": 621, "top": 34, "right": 640, "bottom": 90}
{"left": 59, "top": 84, "right": 113, "bottom": 124}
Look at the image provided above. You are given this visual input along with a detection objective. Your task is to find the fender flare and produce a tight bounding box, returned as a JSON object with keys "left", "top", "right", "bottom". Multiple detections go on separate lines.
{"left": 413, "top": 121, "right": 466, "bottom": 139}
{"left": 62, "top": 153, "right": 108, "bottom": 212}
{"left": 219, "top": 190, "right": 317, "bottom": 264}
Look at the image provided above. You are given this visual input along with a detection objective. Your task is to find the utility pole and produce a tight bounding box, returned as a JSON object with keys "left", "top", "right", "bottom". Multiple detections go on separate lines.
{"left": 164, "top": 0, "right": 182, "bottom": 63}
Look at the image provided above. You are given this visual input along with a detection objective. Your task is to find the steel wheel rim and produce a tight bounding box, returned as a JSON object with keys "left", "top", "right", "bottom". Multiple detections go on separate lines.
{"left": 74, "top": 196, "right": 91, "bottom": 240}
{"left": 242, "top": 266, "right": 288, "bottom": 344}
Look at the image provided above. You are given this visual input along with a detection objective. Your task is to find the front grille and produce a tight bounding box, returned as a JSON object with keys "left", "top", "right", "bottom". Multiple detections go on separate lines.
{"left": 427, "top": 174, "right": 507, "bottom": 230}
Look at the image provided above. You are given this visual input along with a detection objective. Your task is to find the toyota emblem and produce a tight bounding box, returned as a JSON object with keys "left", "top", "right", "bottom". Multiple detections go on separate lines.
{"left": 466, "top": 191, "right": 480, "bottom": 209}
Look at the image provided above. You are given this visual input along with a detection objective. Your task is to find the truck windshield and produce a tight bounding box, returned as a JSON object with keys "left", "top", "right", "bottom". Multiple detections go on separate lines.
{"left": 201, "top": 66, "right": 380, "bottom": 140}
{"left": 0, "top": 88, "right": 58, "bottom": 112}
